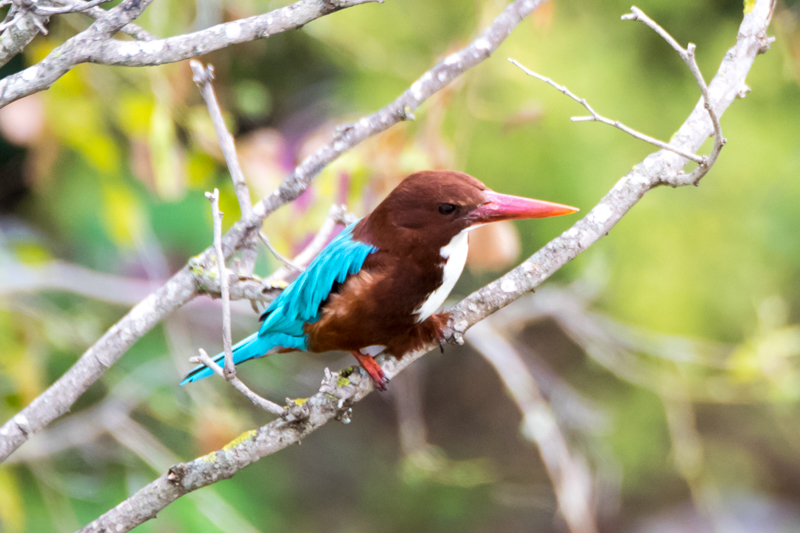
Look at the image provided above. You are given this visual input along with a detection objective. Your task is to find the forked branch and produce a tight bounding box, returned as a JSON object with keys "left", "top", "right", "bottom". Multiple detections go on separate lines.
{"left": 510, "top": 4, "right": 733, "bottom": 187}
{"left": 508, "top": 58, "right": 705, "bottom": 164}
{"left": 622, "top": 5, "right": 726, "bottom": 186}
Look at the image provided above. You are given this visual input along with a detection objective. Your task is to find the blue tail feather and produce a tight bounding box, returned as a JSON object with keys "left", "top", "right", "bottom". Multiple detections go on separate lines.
{"left": 180, "top": 332, "right": 306, "bottom": 385}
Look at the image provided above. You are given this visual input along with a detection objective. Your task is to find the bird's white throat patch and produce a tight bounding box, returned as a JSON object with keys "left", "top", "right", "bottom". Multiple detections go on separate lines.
{"left": 415, "top": 228, "right": 470, "bottom": 323}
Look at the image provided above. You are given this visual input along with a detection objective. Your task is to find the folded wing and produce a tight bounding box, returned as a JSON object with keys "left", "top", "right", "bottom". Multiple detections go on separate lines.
{"left": 181, "top": 222, "right": 376, "bottom": 384}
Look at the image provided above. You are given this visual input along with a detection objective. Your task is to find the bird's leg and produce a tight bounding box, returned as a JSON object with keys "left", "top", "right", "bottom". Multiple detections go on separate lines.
{"left": 351, "top": 351, "right": 388, "bottom": 391}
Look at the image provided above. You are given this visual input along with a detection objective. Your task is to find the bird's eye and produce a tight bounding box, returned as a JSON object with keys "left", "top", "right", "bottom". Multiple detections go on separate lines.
{"left": 438, "top": 203, "right": 456, "bottom": 215}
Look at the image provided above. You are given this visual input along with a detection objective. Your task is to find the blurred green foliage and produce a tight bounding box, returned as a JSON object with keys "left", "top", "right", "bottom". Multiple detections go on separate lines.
{"left": 1, "top": 0, "right": 800, "bottom": 531}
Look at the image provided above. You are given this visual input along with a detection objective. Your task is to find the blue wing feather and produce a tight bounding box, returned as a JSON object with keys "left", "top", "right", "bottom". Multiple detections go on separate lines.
{"left": 181, "top": 221, "right": 376, "bottom": 385}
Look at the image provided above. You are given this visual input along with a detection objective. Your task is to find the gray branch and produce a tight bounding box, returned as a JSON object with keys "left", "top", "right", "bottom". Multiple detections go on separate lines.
{"left": 74, "top": 2, "right": 774, "bottom": 531}
{"left": 0, "top": 6, "right": 46, "bottom": 69}
{"left": 191, "top": 61, "right": 258, "bottom": 274}
{"left": 0, "top": 0, "right": 548, "bottom": 465}
{"left": 200, "top": 189, "right": 287, "bottom": 415}
{"left": 468, "top": 320, "right": 597, "bottom": 533}
{"left": 0, "top": 0, "right": 381, "bottom": 110}
{"left": 0, "top": 0, "right": 154, "bottom": 104}
{"left": 0, "top": 0, "right": 153, "bottom": 69}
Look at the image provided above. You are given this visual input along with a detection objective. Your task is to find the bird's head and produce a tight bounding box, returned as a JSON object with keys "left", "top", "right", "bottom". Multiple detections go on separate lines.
{"left": 365, "top": 170, "right": 578, "bottom": 248}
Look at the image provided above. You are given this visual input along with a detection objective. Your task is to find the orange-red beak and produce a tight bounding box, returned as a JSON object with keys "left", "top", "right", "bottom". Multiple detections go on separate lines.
{"left": 468, "top": 190, "right": 579, "bottom": 225}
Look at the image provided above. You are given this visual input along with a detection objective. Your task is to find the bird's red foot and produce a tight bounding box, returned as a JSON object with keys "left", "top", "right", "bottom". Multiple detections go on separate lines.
{"left": 351, "top": 351, "right": 388, "bottom": 391}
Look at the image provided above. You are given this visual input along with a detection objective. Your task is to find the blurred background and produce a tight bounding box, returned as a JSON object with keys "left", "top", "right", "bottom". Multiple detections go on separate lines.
{"left": 1, "top": 0, "right": 799, "bottom": 531}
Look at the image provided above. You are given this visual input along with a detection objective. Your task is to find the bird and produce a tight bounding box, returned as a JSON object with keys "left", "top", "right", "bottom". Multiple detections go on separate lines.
{"left": 182, "top": 170, "right": 578, "bottom": 390}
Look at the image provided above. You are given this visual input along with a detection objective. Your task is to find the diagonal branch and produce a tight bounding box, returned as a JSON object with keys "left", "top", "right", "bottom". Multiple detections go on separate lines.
{"left": 75, "top": 2, "right": 774, "bottom": 531}
{"left": 0, "top": 0, "right": 381, "bottom": 110}
{"left": 0, "top": 0, "right": 549, "bottom": 464}
{"left": 467, "top": 320, "right": 597, "bottom": 533}
{"left": 0, "top": 0, "right": 152, "bottom": 70}
{"left": 33, "top": 0, "right": 113, "bottom": 16}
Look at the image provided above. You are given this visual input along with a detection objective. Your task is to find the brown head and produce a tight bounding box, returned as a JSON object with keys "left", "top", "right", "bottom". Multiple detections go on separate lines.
{"left": 358, "top": 170, "right": 578, "bottom": 252}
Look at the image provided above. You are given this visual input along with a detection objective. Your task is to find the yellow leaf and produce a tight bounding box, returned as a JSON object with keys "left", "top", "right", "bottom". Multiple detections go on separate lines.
{"left": 0, "top": 469, "right": 24, "bottom": 532}
{"left": 149, "top": 103, "right": 185, "bottom": 200}
{"left": 47, "top": 97, "right": 120, "bottom": 173}
{"left": 117, "top": 93, "right": 155, "bottom": 137}
{"left": 186, "top": 151, "right": 217, "bottom": 189}
{"left": 12, "top": 242, "right": 51, "bottom": 265}
{"left": 102, "top": 182, "right": 145, "bottom": 247}
{"left": 26, "top": 40, "right": 56, "bottom": 65}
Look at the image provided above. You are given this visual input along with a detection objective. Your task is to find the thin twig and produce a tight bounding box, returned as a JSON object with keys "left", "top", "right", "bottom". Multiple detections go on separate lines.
{"left": 41, "top": 0, "right": 154, "bottom": 40}
{"left": 33, "top": 0, "right": 111, "bottom": 15}
{"left": 508, "top": 58, "right": 705, "bottom": 164}
{"left": 203, "top": 190, "right": 287, "bottom": 416}
{"left": 191, "top": 348, "right": 225, "bottom": 379}
{"left": 192, "top": 61, "right": 258, "bottom": 275}
{"left": 267, "top": 204, "right": 352, "bottom": 281}
{"left": 205, "top": 189, "right": 235, "bottom": 379}
{"left": 191, "top": 349, "right": 286, "bottom": 415}
{"left": 622, "top": 6, "right": 726, "bottom": 186}
{"left": 191, "top": 62, "right": 252, "bottom": 219}
{"left": 258, "top": 231, "right": 304, "bottom": 272}
{"left": 0, "top": 8, "right": 25, "bottom": 33}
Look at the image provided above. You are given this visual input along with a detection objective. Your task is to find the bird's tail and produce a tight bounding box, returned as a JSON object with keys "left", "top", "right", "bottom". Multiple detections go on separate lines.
{"left": 181, "top": 333, "right": 272, "bottom": 385}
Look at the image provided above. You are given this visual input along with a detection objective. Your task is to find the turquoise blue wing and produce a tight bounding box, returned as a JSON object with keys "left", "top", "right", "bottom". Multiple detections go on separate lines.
{"left": 181, "top": 221, "right": 375, "bottom": 385}
{"left": 259, "top": 221, "right": 376, "bottom": 334}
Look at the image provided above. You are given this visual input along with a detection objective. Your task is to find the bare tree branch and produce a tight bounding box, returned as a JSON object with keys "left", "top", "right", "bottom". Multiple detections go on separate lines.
{"left": 75, "top": 2, "right": 774, "bottom": 531}
{"left": 0, "top": 5, "right": 45, "bottom": 68}
{"left": 33, "top": 0, "right": 112, "bottom": 15}
{"left": 443, "top": 0, "right": 775, "bottom": 338}
{"left": 0, "top": 257, "right": 285, "bottom": 305}
{"left": 193, "top": 348, "right": 287, "bottom": 415}
{"left": 206, "top": 190, "right": 235, "bottom": 377}
{"left": 258, "top": 231, "right": 305, "bottom": 272}
{"left": 0, "top": 0, "right": 381, "bottom": 110}
{"left": 622, "top": 5, "right": 729, "bottom": 186}
{"left": 1, "top": 0, "right": 155, "bottom": 83}
{"left": 191, "top": 62, "right": 258, "bottom": 274}
{"left": 467, "top": 320, "right": 597, "bottom": 533}
{"left": 199, "top": 189, "right": 287, "bottom": 415}
{"left": 0, "top": 0, "right": 153, "bottom": 69}
{"left": 0, "top": 0, "right": 549, "bottom": 464}
{"left": 67, "top": 0, "right": 154, "bottom": 41}
{"left": 508, "top": 58, "right": 706, "bottom": 164}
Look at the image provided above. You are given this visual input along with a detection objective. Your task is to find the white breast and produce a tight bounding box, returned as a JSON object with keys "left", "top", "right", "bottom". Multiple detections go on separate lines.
{"left": 415, "top": 228, "right": 470, "bottom": 323}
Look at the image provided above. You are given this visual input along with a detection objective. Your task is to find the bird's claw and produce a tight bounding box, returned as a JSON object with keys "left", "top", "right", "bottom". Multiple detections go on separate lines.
{"left": 351, "top": 351, "right": 389, "bottom": 391}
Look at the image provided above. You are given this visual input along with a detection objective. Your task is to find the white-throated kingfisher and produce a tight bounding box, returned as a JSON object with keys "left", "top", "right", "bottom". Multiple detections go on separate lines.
{"left": 182, "top": 171, "right": 578, "bottom": 390}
